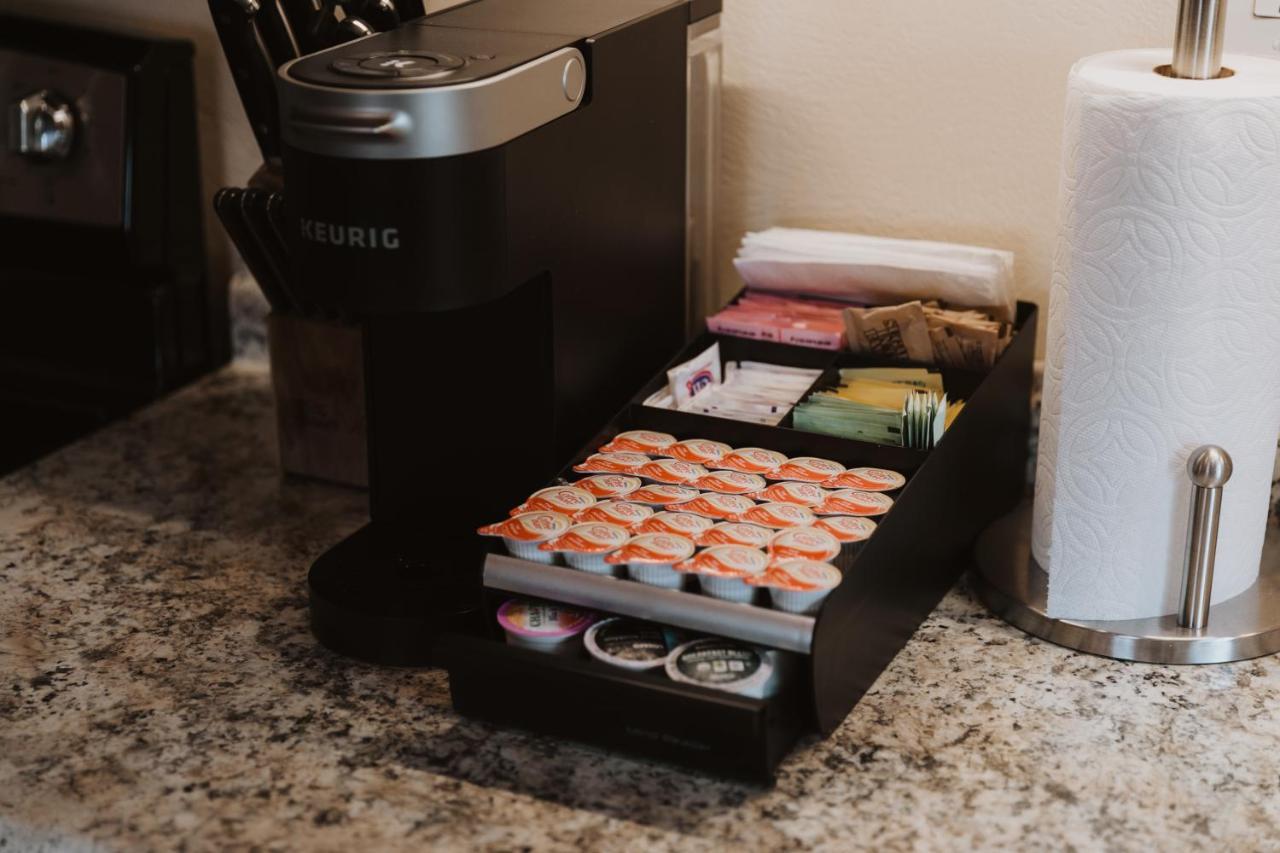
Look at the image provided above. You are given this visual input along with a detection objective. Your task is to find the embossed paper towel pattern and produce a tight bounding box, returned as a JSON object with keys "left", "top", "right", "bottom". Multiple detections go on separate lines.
{"left": 1033, "top": 50, "right": 1280, "bottom": 620}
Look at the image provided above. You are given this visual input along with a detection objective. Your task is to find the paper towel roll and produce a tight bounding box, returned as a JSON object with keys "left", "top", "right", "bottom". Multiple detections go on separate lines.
{"left": 1033, "top": 49, "right": 1280, "bottom": 621}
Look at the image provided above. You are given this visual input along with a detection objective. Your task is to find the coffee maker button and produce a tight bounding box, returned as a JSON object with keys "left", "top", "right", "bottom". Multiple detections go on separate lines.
{"left": 330, "top": 58, "right": 397, "bottom": 78}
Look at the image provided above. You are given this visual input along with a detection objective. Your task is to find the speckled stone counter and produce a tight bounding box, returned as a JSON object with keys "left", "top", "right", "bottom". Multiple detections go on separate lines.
{"left": 3, "top": 363, "right": 1279, "bottom": 852}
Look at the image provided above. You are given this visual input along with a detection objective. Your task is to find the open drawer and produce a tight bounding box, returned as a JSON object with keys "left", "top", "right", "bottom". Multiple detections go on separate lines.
{"left": 439, "top": 301, "right": 1037, "bottom": 781}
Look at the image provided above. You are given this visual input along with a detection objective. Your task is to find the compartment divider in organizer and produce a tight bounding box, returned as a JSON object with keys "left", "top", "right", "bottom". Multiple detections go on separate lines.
{"left": 483, "top": 553, "right": 816, "bottom": 654}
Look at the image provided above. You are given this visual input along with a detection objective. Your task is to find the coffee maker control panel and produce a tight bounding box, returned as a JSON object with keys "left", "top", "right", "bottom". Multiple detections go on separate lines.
{"left": 285, "top": 20, "right": 572, "bottom": 90}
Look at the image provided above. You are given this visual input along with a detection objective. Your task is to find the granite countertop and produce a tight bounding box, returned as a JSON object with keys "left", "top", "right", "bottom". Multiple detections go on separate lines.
{"left": 3, "top": 362, "right": 1279, "bottom": 851}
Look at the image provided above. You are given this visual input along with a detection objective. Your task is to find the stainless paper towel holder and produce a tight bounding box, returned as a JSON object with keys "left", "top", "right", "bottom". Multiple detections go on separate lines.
{"left": 969, "top": 0, "right": 1280, "bottom": 666}
{"left": 971, "top": 445, "right": 1280, "bottom": 665}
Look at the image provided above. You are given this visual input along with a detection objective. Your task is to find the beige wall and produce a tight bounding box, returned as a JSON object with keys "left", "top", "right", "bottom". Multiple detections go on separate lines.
{"left": 5, "top": 0, "right": 1180, "bottom": 348}
{"left": 718, "top": 0, "right": 1177, "bottom": 351}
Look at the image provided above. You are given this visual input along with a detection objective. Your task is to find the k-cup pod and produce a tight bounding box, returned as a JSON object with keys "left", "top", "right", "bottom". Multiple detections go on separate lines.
{"left": 598, "top": 430, "right": 677, "bottom": 455}
{"left": 605, "top": 533, "right": 696, "bottom": 588}
{"left": 573, "top": 500, "right": 654, "bottom": 530}
{"left": 538, "top": 522, "right": 631, "bottom": 573}
{"left": 822, "top": 467, "right": 906, "bottom": 492}
{"left": 749, "top": 481, "right": 828, "bottom": 507}
{"left": 574, "top": 452, "right": 652, "bottom": 474}
{"left": 694, "top": 521, "right": 775, "bottom": 549}
{"left": 584, "top": 617, "right": 682, "bottom": 671}
{"left": 748, "top": 559, "right": 842, "bottom": 615}
{"left": 728, "top": 501, "right": 816, "bottom": 529}
{"left": 688, "top": 470, "right": 767, "bottom": 495}
{"left": 767, "top": 527, "right": 841, "bottom": 563}
{"left": 714, "top": 447, "right": 789, "bottom": 475}
{"left": 662, "top": 438, "right": 732, "bottom": 466}
{"left": 574, "top": 474, "right": 642, "bottom": 499}
{"left": 629, "top": 484, "right": 700, "bottom": 507}
{"left": 766, "top": 456, "right": 845, "bottom": 483}
{"left": 813, "top": 514, "right": 877, "bottom": 544}
{"left": 634, "top": 511, "right": 715, "bottom": 538}
{"left": 511, "top": 485, "right": 596, "bottom": 517}
{"left": 636, "top": 458, "right": 708, "bottom": 484}
{"left": 665, "top": 638, "right": 779, "bottom": 698}
{"left": 814, "top": 489, "right": 894, "bottom": 517}
{"left": 675, "top": 544, "right": 769, "bottom": 603}
{"left": 673, "top": 492, "right": 756, "bottom": 520}
{"left": 477, "top": 511, "right": 572, "bottom": 563}
{"left": 496, "top": 598, "right": 596, "bottom": 654}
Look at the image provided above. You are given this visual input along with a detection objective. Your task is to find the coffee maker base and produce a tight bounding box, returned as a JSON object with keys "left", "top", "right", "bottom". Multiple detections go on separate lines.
{"left": 308, "top": 524, "right": 481, "bottom": 667}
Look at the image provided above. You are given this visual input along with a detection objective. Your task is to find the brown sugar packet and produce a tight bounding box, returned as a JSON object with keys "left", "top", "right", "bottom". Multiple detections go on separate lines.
{"left": 844, "top": 301, "right": 934, "bottom": 362}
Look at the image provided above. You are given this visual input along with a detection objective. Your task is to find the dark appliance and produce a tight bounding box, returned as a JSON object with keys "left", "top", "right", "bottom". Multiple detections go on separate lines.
{"left": 275, "top": 0, "right": 714, "bottom": 664}
{"left": 0, "top": 15, "right": 230, "bottom": 474}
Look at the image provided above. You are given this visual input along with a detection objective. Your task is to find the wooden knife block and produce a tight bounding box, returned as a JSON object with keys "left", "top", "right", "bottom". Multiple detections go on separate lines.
{"left": 267, "top": 314, "right": 368, "bottom": 488}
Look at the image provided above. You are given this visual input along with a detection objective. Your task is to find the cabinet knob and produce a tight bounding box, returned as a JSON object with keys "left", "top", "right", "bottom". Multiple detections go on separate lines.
{"left": 9, "top": 89, "right": 77, "bottom": 161}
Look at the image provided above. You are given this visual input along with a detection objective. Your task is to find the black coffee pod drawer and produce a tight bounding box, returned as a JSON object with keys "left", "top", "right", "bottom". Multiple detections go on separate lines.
{"left": 441, "top": 302, "right": 1037, "bottom": 781}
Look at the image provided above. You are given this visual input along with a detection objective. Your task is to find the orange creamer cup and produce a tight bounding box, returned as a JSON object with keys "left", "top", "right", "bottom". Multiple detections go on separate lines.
{"left": 598, "top": 430, "right": 677, "bottom": 454}
{"left": 663, "top": 438, "right": 732, "bottom": 465}
{"left": 689, "top": 470, "right": 766, "bottom": 494}
{"left": 695, "top": 522, "right": 775, "bottom": 549}
{"left": 749, "top": 481, "right": 827, "bottom": 506}
{"left": 573, "top": 452, "right": 653, "bottom": 474}
{"left": 573, "top": 500, "right": 654, "bottom": 529}
{"left": 766, "top": 456, "right": 845, "bottom": 483}
{"left": 673, "top": 492, "right": 756, "bottom": 519}
{"left": 822, "top": 467, "right": 906, "bottom": 492}
{"left": 814, "top": 489, "right": 894, "bottom": 517}
{"left": 728, "top": 502, "right": 816, "bottom": 529}
{"left": 714, "top": 447, "right": 788, "bottom": 474}
{"left": 604, "top": 533, "right": 696, "bottom": 565}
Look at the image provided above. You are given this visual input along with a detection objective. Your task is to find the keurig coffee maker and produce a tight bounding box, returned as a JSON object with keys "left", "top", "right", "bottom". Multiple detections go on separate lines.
{"left": 275, "top": 0, "right": 717, "bottom": 664}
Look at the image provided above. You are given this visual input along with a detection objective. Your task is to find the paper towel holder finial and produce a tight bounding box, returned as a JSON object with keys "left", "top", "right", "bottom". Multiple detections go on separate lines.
{"left": 1179, "top": 445, "right": 1233, "bottom": 630}
{"left": 1170, "top": 0, "right": 1228, "bottom": 79}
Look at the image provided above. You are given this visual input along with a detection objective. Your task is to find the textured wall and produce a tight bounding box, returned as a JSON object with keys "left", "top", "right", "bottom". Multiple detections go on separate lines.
{"left": 717, "top": 0, "right": 1178, "bottom": 352}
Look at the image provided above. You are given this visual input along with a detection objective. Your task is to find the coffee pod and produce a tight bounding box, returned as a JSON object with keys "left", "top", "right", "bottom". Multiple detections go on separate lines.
{"left": 673, "top": 492, "right": 756, "bottom": 520}
{"left": 822, "top": 467, "right": 906, "bottom": 492}
{"left": 748, "top": 559, "right": 842, "bottom": 614}
{"left": 727, "top": 501, "right": 816, "bottom": 529}
{"left": 714, "top": 447, "right": 789, "bottom": 475}
{"left": 814, "top": 489, "right": 894, "bottom": 517}
{"left": 511, "top": 485, "right": 596, "bottom": 517}
{"left": 496, "top": 598, "right": 596, "bottom": 655}
{"left": 665, "top": 638, "right": 779, "bottom": 698}
{"left": 662, "top": 438, "right": 732, "bottom": 465}
{"left": 605, "top": 533, "right": 696, "bottom": 588}
{"left": 538, "top": 522, "right": 630, "bottom": 573}
{"left": 634, "top": 511, "right": 714, "bottom": 538}
{"left": 767, "top": 527, "right": 841, "bottom": 563}
{"left": 766, "top": 456, "right": 845, "bottom": 483}
{"left": 573, "top": 500, "right": 655, "bottom": 530}
{"left": 688, "top": 470, "right": 767, "bottom": 495}
{"left": 812, "top": 514, "right": 877, "bottom": 544}
{"left": 749, "top": 481, "right": 828, "bottom": 506}
{"left": 598, "top": 429, "right": 677, "bottom": 455}
{"left": 477, "top": 511, "right": 572, "bottom": 563}
{"left": 584, "top": 617, "right": 682, "bottom": 671}
{"left": 675, "top": 544, "right": 769, "bottom": 603}
{"left": 574, "top": 474, "right": 642, "bottom": 499}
